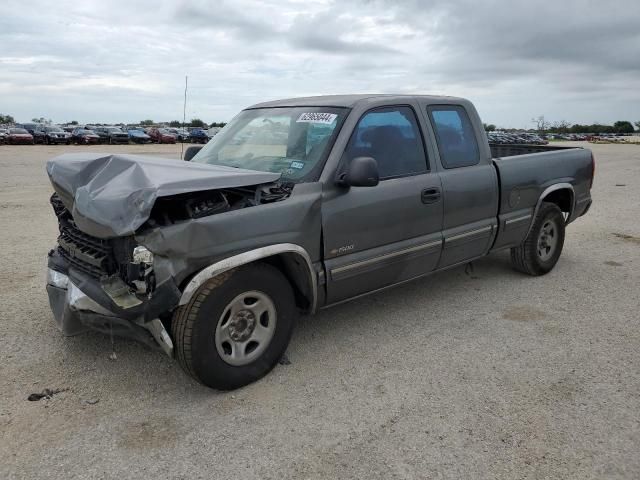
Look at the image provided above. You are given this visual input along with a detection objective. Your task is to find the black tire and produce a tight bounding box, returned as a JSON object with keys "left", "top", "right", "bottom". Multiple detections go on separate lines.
{"left": 511, "top": 202, "right": 565, "bottom": 276}
{"left": 172, "top": 263, "right": 297, "bottom": 390}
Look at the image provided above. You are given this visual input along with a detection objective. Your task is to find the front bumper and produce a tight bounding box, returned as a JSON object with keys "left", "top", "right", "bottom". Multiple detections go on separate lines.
{"left": 46, "top": 268, "right": 174, "bottom": 356}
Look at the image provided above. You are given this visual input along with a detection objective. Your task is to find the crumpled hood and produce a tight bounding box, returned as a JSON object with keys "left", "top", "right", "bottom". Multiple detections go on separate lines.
{"left": 46, "top": 153, "right": 280, "bottom": 238}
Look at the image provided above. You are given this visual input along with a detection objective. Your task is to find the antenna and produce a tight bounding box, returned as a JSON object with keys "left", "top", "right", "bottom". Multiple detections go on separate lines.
{"left": 181, "top": 75, "right": 188, "bottom": 159}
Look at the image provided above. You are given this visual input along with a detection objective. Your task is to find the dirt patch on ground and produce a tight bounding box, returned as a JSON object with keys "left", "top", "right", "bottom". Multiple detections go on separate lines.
{"left": 117, "top": 416, "right": 183, "bottom": 450}
{"left": 502, "top": 305, "right": 548, "bottom": 322}
{"left": 612, "top": 233, "right": 640, "bottom": 245}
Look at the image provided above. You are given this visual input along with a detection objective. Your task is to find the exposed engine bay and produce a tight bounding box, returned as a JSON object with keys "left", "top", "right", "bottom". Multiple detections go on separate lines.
{"left": 145, "top": 182, "right": 293, "bottom": 227}
{"left": 45, "top": 152, "right": 284, "bottom": 238}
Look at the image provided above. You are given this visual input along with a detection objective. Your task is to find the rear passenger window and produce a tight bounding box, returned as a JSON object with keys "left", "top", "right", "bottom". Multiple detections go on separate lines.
{"left": 428, "top": 106, "right": 480, "bottom": 168}
{"left": 343, "top": 106, "right": 427, "bottom": 179}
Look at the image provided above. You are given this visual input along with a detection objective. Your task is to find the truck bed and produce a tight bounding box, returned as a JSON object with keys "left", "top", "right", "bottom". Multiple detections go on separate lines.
{"left": 490, "top": 145, "right": 593, "bottom": 251}
{"left": 490, "top": 143, "right": 576, "bottom": 158}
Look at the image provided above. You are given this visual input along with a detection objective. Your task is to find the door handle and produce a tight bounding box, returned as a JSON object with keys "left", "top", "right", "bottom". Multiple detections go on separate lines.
{"left": 421, "top": 187, "right": 441, "bottom": 204}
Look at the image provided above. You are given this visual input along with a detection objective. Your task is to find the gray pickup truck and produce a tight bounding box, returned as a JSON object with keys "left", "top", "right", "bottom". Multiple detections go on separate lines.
{"left": 46, "top": 95, "right": 594, "bottom": 389}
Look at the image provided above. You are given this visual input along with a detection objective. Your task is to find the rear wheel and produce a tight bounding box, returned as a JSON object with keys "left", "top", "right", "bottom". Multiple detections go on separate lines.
{"left": 511, "top": 202, "right": 565, "bottom": 275}
{"left": 172, "top": 264, "right": 297, "bottom": 390}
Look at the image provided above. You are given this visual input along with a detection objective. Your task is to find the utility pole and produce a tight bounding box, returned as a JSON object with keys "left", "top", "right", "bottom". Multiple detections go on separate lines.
{"left": 181, "top": 75, "right": 188, "bottom": 159}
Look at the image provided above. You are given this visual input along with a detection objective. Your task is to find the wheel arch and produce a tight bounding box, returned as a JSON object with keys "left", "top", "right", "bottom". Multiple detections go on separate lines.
{"left": 178, "top": 244, "right": 317, "bottom": 314}
{"left": 525, "top": 183, "right": 575, "bottom": 238}
{"left": 543, "top": 187, "right": 574, "bottom": 218}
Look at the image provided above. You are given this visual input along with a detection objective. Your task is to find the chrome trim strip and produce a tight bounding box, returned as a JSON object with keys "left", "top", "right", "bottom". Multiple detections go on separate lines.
{"left": 179, "top": 243, "right": 318, "bottom": 313}
{"left": 446, "top": 225, "right": 492, "bottom": 243}
{"left": 505, "top": 214, "right": 532, "bottom": 226}
{"left": 330, "top": 240, "right": 442, "bottom": 276}
{"left": 323, "top": 253, "right": 487, "bottom": 310}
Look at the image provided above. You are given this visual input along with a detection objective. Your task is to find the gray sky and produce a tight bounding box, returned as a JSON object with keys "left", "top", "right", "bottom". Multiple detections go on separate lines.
{"left": 1, "top": 0, "right": 639, "bottom": 128}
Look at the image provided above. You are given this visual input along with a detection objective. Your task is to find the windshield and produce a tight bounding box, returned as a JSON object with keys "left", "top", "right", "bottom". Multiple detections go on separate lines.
{"left": 191, "top": 107, "right": 347, "bottom": 183}
{"left": 47, "top": 127, "right": 64, "bottom": 133}
{"left": 11, "top": 128, "right": 29, "bottom": 134}
{"left": 106, "top": 127, "right": 123, "bottom": 133}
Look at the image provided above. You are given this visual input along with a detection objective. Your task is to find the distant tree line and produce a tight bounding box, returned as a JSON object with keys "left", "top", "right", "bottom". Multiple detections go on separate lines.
{"left": 524, "top": 115, "right": 637, "bottom": 135}
{"left": 147, "top": 118, "right": 227, "bottom": 128}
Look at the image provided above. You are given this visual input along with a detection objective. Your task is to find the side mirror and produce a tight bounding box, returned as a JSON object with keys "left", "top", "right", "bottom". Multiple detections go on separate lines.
{"left": 338, "top": 156, "right": 379, "bottom": 187}
{"left": 184, "top": 145, "right": 203, "bottom": 161}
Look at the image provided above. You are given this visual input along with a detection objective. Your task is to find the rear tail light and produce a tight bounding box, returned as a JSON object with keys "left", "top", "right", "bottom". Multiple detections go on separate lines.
{"left": 589, "top": 151, "right": 595, "bottom": 189}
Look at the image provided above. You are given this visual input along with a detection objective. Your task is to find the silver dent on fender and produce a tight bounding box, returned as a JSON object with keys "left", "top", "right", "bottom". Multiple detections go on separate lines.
{"left": 178, "top": 243, "right": 317, "bottom": 312}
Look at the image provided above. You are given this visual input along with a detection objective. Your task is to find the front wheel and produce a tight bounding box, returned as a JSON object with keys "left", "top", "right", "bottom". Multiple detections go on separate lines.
{"left": 172, "top": 263, "right": 297, "bottom": 390}
{"left": 511, "top": 202, "right": 565, "bottom": 276}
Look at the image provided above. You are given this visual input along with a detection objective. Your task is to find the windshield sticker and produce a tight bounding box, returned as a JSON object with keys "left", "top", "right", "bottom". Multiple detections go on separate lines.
{"left": 296, "top": 112, "right": 337, "bottom": 124}
{"left": 290, "top": 161, "right": 305, "bottom": 170}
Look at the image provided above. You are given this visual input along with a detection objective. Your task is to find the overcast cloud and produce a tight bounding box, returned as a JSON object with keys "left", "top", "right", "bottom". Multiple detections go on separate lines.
{"left": 1, "top": 0, "right": 639, "bottom": 127}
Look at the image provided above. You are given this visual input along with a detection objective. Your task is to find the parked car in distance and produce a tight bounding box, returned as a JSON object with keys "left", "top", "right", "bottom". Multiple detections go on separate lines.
{"left": 91, "top": 127, "right": 109, "bottom": 144}
{"left": 189, "top": 127, "right": 209, "bottom": 144}
{"left": 487, "top": 132, "right": 548, "bottom": 145}
{"left": 168, "top": 128, "right": 190, "bottom": 142}
{"left": 71, "top": 128, "right": 101, "bottom": 145}
{"left": 45, "top": 94, "right": 594, "bottom": 390}
{"left": 0, "top": 128, "right": 8, "bottom": 144}
{"left": 40, "top": 126, "right": 72, "bottom": 145}
{"left": 7, "top": 128, "right": 35, "bottom": 144}
{"left": 147, "top": 127, "right": 177, "bottom": 144}
{"left": 18, "top": 123, "right": 46, "bottom": 144}
{"left": 94, "top": 126, "right": 130, "bottom": 144}
{"left": 207, "top": 127, "right": 221, "bottom": 139}
{"left": 128, "top": 127, "right": 152, "bottom": 144}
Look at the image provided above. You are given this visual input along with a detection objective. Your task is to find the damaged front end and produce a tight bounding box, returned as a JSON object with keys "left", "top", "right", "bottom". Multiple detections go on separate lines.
{"left": 47, "top": 192, "right": 180, "bottom": 355}
{"left": 45, "top": 153, "right": 293, "bottom": 356}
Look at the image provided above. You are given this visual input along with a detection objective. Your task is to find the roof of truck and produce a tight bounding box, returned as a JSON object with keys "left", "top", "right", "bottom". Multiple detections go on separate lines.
{"left": 248, "top": 94, "right": 466, "bottom": 109}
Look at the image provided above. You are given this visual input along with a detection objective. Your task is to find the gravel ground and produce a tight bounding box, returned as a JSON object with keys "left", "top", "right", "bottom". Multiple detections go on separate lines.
{"left": 0, "top": 142, "right": 638, "bottom": 479}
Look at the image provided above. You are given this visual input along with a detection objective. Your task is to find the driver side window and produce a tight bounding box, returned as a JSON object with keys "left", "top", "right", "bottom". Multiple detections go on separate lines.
{"left": 343, "top": 106, "right": 427, "bottom": 179}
